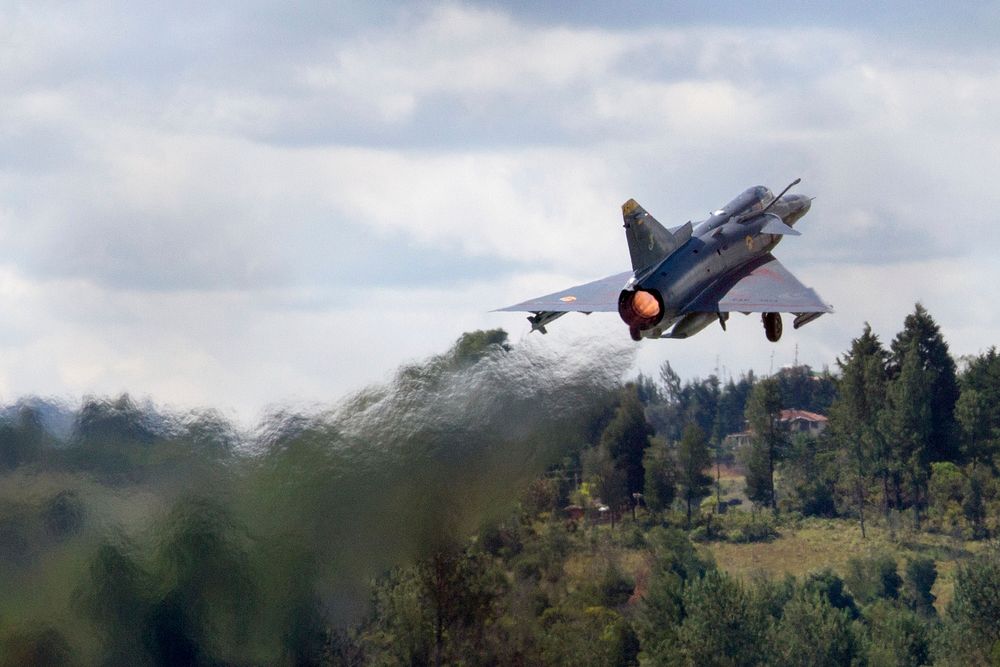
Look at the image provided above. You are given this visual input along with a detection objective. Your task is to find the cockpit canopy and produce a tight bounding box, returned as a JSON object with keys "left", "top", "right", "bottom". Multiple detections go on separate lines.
{"left": 715, "top": 186, "right": 774, "bottom": 219}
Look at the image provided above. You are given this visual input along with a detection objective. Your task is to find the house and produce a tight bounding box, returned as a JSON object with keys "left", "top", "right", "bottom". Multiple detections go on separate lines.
{"left": 723, "top": 409, "right": 828, "bottom": 451}
{"left": 779, "top": 409, "right": 828, "bottom": 436}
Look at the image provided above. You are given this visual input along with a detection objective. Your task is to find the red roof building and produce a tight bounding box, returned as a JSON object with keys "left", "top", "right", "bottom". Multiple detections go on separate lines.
{"left": 779, "top": 409, "right": 828, "bottom": 435}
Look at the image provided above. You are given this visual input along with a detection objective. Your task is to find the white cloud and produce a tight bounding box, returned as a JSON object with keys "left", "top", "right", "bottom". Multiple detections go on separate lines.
{"left": 0, "top": 2, "right": 998, "bottom": 415}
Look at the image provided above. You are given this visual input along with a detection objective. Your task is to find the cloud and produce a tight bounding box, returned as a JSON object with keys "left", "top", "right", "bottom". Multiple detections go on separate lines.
{"left": 0, "top": 2, "right": 999, "bottom": 413}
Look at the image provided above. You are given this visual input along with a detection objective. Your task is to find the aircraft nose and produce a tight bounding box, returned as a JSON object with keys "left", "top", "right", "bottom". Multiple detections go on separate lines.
{"left": 788, "top": 193, "right": 811, "bottom": 214}
{"left": 782, "top": 194, "right": 811, "bottom": 226}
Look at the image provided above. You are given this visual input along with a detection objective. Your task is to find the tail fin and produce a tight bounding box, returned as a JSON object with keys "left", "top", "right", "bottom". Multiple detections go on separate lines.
{"left": 621, "top": 199, "right": 691, "bottom": 272}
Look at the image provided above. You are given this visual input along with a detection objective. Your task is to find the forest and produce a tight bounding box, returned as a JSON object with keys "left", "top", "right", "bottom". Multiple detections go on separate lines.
{"left": 2, "top": 304, "right": 1000, "bottom": 666}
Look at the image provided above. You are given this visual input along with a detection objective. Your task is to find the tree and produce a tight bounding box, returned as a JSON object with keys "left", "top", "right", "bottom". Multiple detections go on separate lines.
{"left": 582, "top": 444, "right": 627, "bottom": 528}
{"left": 959, "top": 347, "right": 1000, "bottom": 465}
{"left": 677, "top": 424, "right": 712, "bottom": 527}
{"left": 73, "top": 541, "right": 152, "bottom": 665}
{"left": 844, "top": 554, "right": 901, "bottom": 606}
{"left": 715, "top": 371, "right": 756, "bottom": 440}
{"left": 935, "top": 549, "right": 1000, "bottom": 665}
{"left": 637, "top": 528, "right": 714, "bottom": 658}
{"left": 673, "top": 570, "right": 769, "bottom": 666}
{"left": 744, "top": 378, "right": 786, "bottom": 511}
{"left": 146, "top": 496, "right": 256, "bottom": 664}
{"left": 802, "top": 569, "right": 858, "bottom": 619}
{"left": 882, "top": 343, "right": 935, "bottom": 529}
{"left": 781, "top": 432, "right": 837, "bottom": 518}
{"left": 598, "top": 385, "right": 654, "bottom": 511}
{"left": 642, "top": 438, "right": 677, "bottom": 517}
{"left": 863, "top": 600, "right": 930, "bottom": 667}
{"left": 0, "top": 406, "right": 47, "bottom": 470}
{"left": 421, "top": 547, "right": 504, "bottom": 666}
{"left": 902, "top": 557, "right": 937, "bottom": 617}
{"left": 775, "top": 364, "right": 837, "bottom": 414}
{"left": 769, "top": 590, "right": 858, "bottom": 667}
{"left": 828, "top": 324, "right": 889, "bottom": 536}
{"left": 649, "top": 362, "right": 721, "bottom": 443}
{"left": 888, "top": 303, "right": 960, "bottom": 463}
{"left": 963, "top": 472, "right": 987, "bottom": 539}
{"left": 955, "top": 387, "right": 994, "bottom": 467}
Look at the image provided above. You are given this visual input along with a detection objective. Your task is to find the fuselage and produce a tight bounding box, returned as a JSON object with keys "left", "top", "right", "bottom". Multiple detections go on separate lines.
{"left": 626, "top": 187, "right": 812, "bottom": 339}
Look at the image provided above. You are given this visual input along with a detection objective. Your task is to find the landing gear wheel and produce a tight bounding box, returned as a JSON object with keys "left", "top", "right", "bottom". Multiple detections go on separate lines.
{"left": 763, "top": 312, "right": 782, "bottom": 342}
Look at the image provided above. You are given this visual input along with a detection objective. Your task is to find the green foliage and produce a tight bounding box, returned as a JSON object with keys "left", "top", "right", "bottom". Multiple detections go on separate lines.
{"left": 889, "top": 303, "right": 960, "bottom": 464}
{"left": 828, "top": 323, "right": 889, "bottom": 532}
{"left": 580, "top": 561, "right": 635, "bottom": 608}
{"left": 844, "top": 554, "right": 901, "bottom": 606}
{"left": 673, "top": 570, "right": 769, "bottom": 666}
{"left": 650, "top": 362, "right": 722, "bottom": 444}
{"left": 540, "top": 605, "right": 639, "bottom": 667}
{"left": 5, "top": 310, "right": 1000, "bottom": 664}
{"left": 780, "top": 433, "right": 837, "bottom": 518}
{"left": 768, "top": 590, "right": 858, "bottom": 667}
{"left": 71, "top": 394, "right": 160, "bottom": 480}
{"left": 963, "top": 472, "right": 987, "bottom": 539}
{"left": 522, "top": 477, "right": 560, "bottom": 517}
{"left": 582, "top": 444, "right": 628, "bottom": 520}
{"left": 744, "top": 378, "right": 786, "bottom": 510}
{"left": 955, "top": 387, "right": 995, "bottom": 466}
{"left": 959, "top": 347, "right": 1000, "bottom": 466}
{"left": 146, "top": 496, "right": 257, "bottom": 664}
{"left": 862, "top": 600, "right": 930, "bottom": 667}
{"left": 363, "top": 566, "right": 433, "bottom": 665}
{"left": 0, "top": 407, "right": 47, "bottom": 470}
{"left": 479, "top": 520, "right": 523, "bottom": 559}
{"left": 599, "top": 384, "right": 655, "bottom": 503}
{"left": 774, "top": 364, "right": 837, "bottom": 415}
{"left": 901, "top": 557, "right": 937, "bottom": 617}
{"left": 73, "top": 540, "right": 151, "bottom": 665}
{"left": 638, "top": 528, "right": 714, "bottom": 655}
{"left": 882, "top": 343, "right": 935, "bottom": 528}
{"left": 802, "top": 569, "right": 859, "bottom": 619}
{"left": 677, "top": 423, "right": 712, "bottom": 526}
{"left": 935, "top": 547, "right": 1000, "bottom": 664}
{"left": 42, "top": 491, "right": 84, "bottom": 539}
{"left": 643, "top": 437, "right": 677, "bottom": 515}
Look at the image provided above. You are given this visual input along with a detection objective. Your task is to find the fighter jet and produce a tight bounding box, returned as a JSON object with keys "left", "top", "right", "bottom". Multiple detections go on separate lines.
{"left": 498, "top": 179, "right": 832, "bottom": 342}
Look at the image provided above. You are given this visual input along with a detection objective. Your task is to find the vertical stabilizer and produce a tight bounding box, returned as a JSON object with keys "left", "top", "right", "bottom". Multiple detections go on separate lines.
{"left": 621, "top": 199, "right": 690, "bottom": 272}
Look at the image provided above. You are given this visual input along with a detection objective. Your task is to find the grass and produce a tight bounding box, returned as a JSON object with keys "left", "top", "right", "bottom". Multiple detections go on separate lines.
{"left": 704, "top": 516, "right": 983, "bottom": 610}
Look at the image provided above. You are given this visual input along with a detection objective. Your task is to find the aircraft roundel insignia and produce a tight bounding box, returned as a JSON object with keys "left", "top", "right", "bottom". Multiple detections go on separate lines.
{"left": 560, "top": 295, "right": 577, "bottom": 302}
{"left": 745, "top": 235, "right": 754, "bottom": 251}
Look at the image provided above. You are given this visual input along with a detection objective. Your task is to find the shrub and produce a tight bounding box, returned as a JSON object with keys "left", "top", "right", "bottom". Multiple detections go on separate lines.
{"left": 845, "top": 554, "right": 901, "bottom": 606}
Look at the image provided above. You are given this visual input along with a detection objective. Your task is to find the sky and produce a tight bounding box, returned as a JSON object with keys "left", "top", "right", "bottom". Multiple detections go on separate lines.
{"left": 1, "top": 1, "right": 999, "bottom": 423}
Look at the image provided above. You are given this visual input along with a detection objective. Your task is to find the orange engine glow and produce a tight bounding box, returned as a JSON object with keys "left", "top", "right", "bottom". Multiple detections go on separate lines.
{"left": 632, "top": 290, "right": 661, "bottom": 318}
{"left": 618, "top": 288, "right": 664, "bottom": 330}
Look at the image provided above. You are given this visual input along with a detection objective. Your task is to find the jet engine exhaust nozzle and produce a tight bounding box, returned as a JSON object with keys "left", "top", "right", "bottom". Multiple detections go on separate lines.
{"left": 618, "top": 289, "right": 664, "bottom": 331}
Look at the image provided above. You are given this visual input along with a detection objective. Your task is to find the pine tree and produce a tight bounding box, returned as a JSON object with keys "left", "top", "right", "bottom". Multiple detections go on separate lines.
{"left": 955, "top": 388, "right": 994, "bottom": 467}
{"left": 889, "top": 304, "right": 960, "bottom": 462}
{"left": 882, "top": 343, "right": 935, "bottom": 530}
{"left": 677, "top": 424, "right": 712, "bottom": 527}
{"left": 642, "top": 438, "right": 677, "bottom": 517}
{"left": 598, "top": 385, "right": 654, "bottom": 510}
{"left": 828, "top": 324, "right": 889, "bottom": 537}
{"left": 744, "top": 378, "right": 786, "bottom": 511}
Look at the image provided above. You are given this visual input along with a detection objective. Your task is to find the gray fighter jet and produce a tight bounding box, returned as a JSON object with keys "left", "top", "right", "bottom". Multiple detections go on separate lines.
{"left": 498, "top": 179, "right": 832, "bottom": 342}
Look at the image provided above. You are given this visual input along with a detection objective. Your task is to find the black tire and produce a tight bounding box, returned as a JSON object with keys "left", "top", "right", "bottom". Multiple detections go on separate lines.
{"left": 763, "top": 312, "right": 782, "bottom": 342}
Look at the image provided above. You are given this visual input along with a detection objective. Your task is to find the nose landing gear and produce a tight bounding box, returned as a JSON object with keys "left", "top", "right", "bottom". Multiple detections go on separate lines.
{"left": 763, "top": 312, "right": 783, "bottom": 342}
